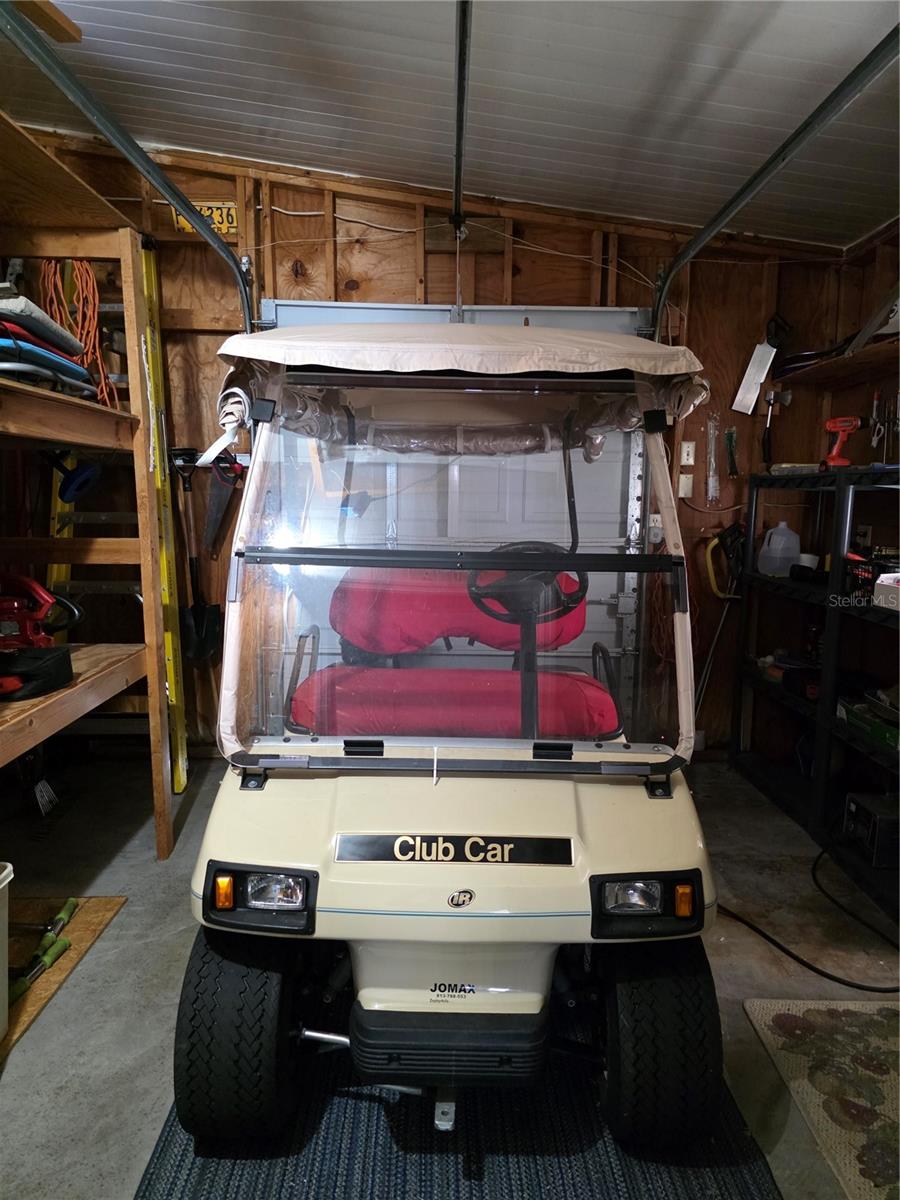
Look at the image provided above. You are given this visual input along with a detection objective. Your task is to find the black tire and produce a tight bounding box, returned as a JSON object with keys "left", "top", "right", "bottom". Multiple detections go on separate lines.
{"left": 174, "top": 926, "right": 300, "bottom": 1142}
{"left": 598, "top": 937, "right": 723, "bottom": 1149}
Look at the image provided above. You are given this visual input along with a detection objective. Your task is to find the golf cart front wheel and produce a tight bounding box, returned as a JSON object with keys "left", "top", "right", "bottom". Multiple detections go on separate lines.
{"left": 174, "top": 926, "right": 300, "bottom": 1143}
{"left": 598, "top": 937, "right": 723, "bottom": 1149}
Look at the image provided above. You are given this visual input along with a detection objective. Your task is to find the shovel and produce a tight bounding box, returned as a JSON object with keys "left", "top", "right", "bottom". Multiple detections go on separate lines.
{"left": 171, "top": 448, "right": 223, "bottom": 663}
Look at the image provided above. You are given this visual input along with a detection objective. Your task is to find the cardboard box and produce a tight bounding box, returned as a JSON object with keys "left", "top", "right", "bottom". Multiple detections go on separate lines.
{"left": 873, "top": 572, "right": 900, "bottom": 610}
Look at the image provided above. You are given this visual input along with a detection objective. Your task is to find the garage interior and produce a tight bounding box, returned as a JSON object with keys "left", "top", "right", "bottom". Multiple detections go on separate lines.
{"left": 0, "top": 3, "right": 897, "bottom": 1199}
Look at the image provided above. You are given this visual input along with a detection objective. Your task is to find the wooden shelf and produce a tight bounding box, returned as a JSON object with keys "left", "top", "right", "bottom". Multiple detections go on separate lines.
{"left": 0, "top": 379, "right": 138, "bottom": 451}
{"left": 776, "top": 336, "right": 899, "bottom": 390}
{"left": 0, "top": 536, "right": 141, "bottom": 565}
{"left": 0, "top": 109, "right": 133, "bottom": 232}
{"left": 0, "top": 112, "right": 176, "bottom": 858}
{"left": 0, "top": 644, "right": 146, "bottom": 769}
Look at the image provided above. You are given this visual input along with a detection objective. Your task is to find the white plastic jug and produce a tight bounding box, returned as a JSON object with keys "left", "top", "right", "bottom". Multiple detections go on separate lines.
{"left": 757, "top": 521, "right": 801, "bottom": 577}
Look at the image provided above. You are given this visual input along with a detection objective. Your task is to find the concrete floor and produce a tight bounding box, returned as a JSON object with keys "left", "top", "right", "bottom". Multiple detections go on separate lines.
{"left": 1, "top": 754, "right": 897, "bottom": 1200}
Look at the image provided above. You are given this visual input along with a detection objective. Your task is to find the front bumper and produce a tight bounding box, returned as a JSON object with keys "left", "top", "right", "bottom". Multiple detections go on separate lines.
{"left": 350, "top": 1002, "right": 548, "bottom": 1087}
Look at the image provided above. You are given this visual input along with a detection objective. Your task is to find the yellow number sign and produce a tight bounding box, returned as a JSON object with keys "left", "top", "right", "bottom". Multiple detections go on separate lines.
{"left": 171, "top": 202, "right": 238, "bottom": 237}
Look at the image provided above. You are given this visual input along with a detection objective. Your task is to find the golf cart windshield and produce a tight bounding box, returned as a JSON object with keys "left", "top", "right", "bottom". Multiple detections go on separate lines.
{"left": 216, "top": 326, "right": 706, "bottom": 775}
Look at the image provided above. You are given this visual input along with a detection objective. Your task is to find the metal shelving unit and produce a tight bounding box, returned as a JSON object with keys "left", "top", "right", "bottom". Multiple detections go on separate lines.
{"left": 731, "top": 467, "right": 899, "bottom": 915}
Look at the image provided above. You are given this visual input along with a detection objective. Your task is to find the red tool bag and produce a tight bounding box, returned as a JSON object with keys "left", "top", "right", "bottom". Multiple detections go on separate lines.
{"left": 0, "top": 645, "right": 73, "bottom": 702}
{"left": 0, "top": 575, "right": 80, "bottom": 700}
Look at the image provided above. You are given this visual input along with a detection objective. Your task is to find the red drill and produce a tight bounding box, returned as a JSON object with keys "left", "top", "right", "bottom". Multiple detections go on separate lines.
{"left": 824, "top": 415, "right": 868, "bottom": 468}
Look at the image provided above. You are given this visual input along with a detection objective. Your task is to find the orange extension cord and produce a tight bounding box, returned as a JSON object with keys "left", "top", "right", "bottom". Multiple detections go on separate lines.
{"left": 40, "top": 259, "right": 119, "bottom": 409}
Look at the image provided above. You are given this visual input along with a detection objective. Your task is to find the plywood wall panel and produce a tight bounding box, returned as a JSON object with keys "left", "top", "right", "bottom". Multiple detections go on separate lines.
{"left": 777, "top": 263, "right": 840, "bottom": 354}
{"left": 54, "top": 149, "right": 144, "bottom": 230}
{"left": 425, "top": 252, "right": 476, "bottom": 304}
{"left": 159, "top": 243, "right": 242, "bottom": 331}
{"left": 474, "top": 253, "right": 504, "bottom": 305}
{"left": 835, "top": 265, "right": 864, "bottom": 342}
{"left": 270, "top": 185, "right": 330, "bottom": 301}
{"left": 859, "top": 243, "right": 899, "bottom": 323}
{"left": 147, "top": 166, "right": 238, "bottom": 243}
{"left": 335, "top": 198, "right": 417, "bottom": 302}
{"left": 163, "top": 331, "right": 236, "bottom": 742}
{"left": 614, "top": 236, "right": 691, "bottom": 333}
{"left": 670, "top": 257, "right": 771, "bottom": 744}
{"left": 510, "top": 223, "right": 592, "bottom": 306}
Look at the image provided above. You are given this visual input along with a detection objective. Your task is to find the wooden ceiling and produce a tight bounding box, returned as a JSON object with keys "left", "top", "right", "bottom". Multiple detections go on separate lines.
{"left": 0, "top": 1, "right": 896, "bottom": 245}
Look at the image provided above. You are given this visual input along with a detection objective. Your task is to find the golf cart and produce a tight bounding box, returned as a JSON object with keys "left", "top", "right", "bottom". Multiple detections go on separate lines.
{"left": 174, "top": 323, "right": 721, "bottom": 1150}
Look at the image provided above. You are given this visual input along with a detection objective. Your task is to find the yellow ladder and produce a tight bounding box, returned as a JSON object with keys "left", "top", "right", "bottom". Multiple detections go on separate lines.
{"left": 140, "top": 245, "right": 189, "bottom": 794}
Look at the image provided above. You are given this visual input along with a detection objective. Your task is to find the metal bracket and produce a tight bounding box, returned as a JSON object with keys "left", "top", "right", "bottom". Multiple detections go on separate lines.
{"left": 239, "top": 769, "right": 269, "bottom": 792}
{"left": 434, "top": 1088, "right": 457, "bottom": 1133}
{"left": 644, "top": 776, "right": 673, "bottom": 799}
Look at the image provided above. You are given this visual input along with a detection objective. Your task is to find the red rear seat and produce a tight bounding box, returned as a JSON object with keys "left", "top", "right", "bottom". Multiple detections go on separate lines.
{"left": 329, "top": 568, "right": 585, "bottom": 655}
{"left": 290, "top": 665, "right": 618, "bottom": 738}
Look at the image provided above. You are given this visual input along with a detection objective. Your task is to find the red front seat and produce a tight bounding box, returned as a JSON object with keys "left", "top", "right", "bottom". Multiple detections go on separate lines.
{"left": 290, "top": 665, "right": 619, "bottom": 739}
{"left": 330, "top": 567, "right": 585, "bottom": 655}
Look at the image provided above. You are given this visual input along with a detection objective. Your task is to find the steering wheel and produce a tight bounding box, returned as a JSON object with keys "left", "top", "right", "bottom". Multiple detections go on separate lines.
{"left": 466, "top": 541, "right": 588, "bottom": 626}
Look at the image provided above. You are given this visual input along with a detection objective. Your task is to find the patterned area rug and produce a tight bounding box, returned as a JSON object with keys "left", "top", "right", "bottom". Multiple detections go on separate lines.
{"left": 136, "top": 1050, "right": 781, "bottom": 1200}
{"left": 745, "top": 1000, "right": 899, "bottom": 1200}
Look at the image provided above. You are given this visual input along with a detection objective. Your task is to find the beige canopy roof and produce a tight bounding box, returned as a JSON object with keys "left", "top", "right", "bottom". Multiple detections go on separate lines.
{"left": 219, "top": 323, "right": 703, "bottom": 377}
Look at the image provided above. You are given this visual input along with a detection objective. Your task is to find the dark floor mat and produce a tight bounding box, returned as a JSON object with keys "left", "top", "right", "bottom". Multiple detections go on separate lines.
{"left": 136, "top": 1048, "right": 781, "bottom": 1200}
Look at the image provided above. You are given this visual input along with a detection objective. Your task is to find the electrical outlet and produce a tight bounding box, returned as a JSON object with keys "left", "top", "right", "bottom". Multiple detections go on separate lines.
{"left": 680, "top": 441, "right": 696, "bottom": 466}
{"left": 649, "top": 514, "right": 663, "bottom": 527}
{"left": 678, "top": 473, "right": 694, "bottom": 498}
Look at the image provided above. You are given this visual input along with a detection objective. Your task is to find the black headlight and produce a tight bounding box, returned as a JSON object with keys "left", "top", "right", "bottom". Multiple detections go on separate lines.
{"left": 589, "top": 869, "right": 704, "bottom": 939}
{"left": 202, "top": 860, "right": 319, "bottom": 934}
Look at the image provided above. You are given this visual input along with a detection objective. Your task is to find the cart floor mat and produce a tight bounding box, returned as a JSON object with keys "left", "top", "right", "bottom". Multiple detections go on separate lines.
{"left": 135, "top": 1048, "right": 781, "bottom": 1200}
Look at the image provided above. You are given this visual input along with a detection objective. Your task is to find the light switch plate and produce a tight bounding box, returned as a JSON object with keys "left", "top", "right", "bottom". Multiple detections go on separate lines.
{"left": 680, "top": 441, "right": 696, "bottom": 466}
{"left": 678, "top": 473, "right": 694, "bottom": 498}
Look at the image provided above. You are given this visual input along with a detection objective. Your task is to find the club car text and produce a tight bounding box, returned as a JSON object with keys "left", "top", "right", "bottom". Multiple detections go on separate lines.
{"left": 335, "top": 834, "right": 573, "bottom": 865}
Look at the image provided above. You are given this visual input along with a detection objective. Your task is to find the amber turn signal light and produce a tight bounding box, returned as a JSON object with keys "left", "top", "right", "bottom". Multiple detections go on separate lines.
{"left": 674, "top": 883, "right": 694, "bottom": 918}
{"left": 214, "top": 874, "right": 234, "bottom": 910}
